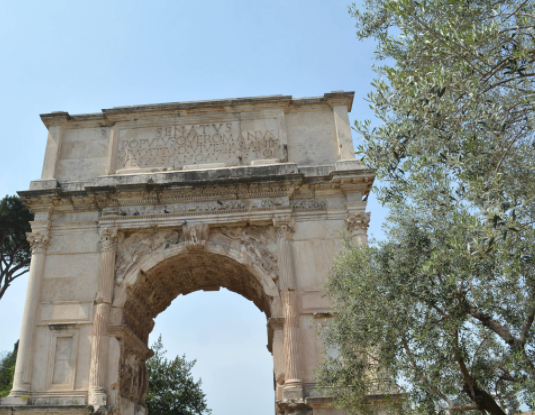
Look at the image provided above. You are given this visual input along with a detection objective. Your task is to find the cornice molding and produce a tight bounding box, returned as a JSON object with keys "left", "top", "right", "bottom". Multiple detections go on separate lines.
{"left": 39, "top": 92, "right": 355, "bottom": 128}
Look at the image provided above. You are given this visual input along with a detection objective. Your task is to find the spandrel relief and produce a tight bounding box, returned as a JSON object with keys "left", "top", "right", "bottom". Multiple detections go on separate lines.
{"left": 215, "top": 226, "right": 279, "bottom": 280}
{"left": 115, "top": 229, "right": 179, "bottom": 284}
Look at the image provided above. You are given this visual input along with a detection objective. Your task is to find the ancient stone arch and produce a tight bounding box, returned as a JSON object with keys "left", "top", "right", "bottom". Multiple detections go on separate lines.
{"left": 0, "top": 92, "right": 374, "bottom": 415}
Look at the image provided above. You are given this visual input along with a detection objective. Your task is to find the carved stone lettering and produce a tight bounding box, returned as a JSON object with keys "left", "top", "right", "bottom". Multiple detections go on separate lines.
{"left": 115, "top": 119, "right": 280, "bottom": 171}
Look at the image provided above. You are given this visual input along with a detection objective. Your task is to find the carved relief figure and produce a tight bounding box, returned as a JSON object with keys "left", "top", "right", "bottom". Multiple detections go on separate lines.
{"left": 189, "top": 227, "right": 198, "bottom": 245}
{"left": 183, "top": 223, "right": 209, "bottom": 250}
{"left": 218, "top": 226, "right": 278, "bottom": 279}
{"left": 120, "top": 350, "right": 149, "bottom": 404}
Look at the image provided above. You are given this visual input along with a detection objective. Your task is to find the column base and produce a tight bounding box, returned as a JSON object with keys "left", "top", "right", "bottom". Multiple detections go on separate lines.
{"left": 276, "top": 400, "right": 310, "bottom": 415}
{"left": 282, "top": 380, "right": 304, "bottom": 401}
{"left": 88, "top": 386, "right": 108, "bottom": 407}
{"left": 1, "top": 396, "right": 30, "bottom": 405}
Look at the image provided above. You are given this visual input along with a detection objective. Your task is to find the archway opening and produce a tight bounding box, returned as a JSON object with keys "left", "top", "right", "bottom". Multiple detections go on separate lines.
{"left": 118, "top": 248, "right": 277, "bottom": 414}
{"left": 123, "top": 251, "right": 273, "bottom": 343}
{"left": 149, "top": 288, "right": 274, "bottom": 415}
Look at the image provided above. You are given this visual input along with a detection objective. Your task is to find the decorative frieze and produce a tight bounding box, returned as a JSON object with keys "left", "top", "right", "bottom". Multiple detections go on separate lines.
{"left": 290, "top": 199, "right": 326, "bottom": 210}
{"left": 102, "top": 200, "right": 247, "bottom": 217}
{"left": 99, "top": 196, "right": 330, "bottom": 220}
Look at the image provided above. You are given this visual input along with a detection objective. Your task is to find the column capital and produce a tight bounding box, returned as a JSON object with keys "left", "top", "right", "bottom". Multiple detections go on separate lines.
{"left": 26, "top": 231, "right": 51, "bottom": 254}
{"left": 98, "top": 228, "right": 119, "bottom": 251}
{"left": 346, "top": 212, "right": 371, "bottom": 240}
{"left": 273, "top": 218, "right": 295, "bottom": 241}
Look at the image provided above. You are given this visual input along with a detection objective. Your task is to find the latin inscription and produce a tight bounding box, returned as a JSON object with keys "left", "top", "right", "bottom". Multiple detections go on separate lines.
{"left": 115, "top": 119, "right": 280, "bottom": 171}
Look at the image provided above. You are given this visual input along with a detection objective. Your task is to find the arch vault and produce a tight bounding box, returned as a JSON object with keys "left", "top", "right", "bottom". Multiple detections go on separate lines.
{"left": 0, "top": 92, "right": 374, "bottom": 415}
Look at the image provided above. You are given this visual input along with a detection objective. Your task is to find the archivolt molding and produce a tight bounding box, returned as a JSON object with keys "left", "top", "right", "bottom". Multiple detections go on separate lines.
{"left": 113, "top": 225, "right": 278, "bottom": 292}
{"left": 112, "top": 225, "right": 282, "bottom": 324}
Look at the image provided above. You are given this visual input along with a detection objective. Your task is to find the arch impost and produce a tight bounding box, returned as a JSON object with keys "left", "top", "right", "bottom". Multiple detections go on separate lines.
{"left": 107, "top": 325, "right": 153, "bottom": 360}
{"left": 268, "top": 317, "right": 285, "bottom": 329}
{"left": 98, "top": 227, "right": 119, "bottom": 251}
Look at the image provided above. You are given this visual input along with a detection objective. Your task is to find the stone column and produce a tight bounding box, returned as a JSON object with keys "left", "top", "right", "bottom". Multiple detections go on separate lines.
{"left": 88, "top": 228, "right": 118, "bottom": 407}
{"left": 346, "top": 212, "right": 371, "bottom": 244}
{"left": 274, "top": 219, "right": 303, "bottom": 401}
{"left": 8, "top": 226, "right": 51, "bottom": 398}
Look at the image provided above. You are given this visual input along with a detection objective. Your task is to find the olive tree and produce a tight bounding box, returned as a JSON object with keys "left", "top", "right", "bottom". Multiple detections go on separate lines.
{"left": 318, "top": 1, "right": 535, "bottom": 414}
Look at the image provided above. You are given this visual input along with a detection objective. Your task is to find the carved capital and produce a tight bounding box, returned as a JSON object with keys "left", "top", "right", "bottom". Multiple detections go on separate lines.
{"left": 98, "top": 228, "right": 119, "bottom": 251}
{"left": 26, "top": 232, "right": 51, "bottom": 254}
{"left": 183, "top": 222, "right": 209, "bottom": 250}
{"left": 273, "top": 218, "right": 295, "bottom": 241}
{"left": 346, "top": 212, "right": 370, "bottom": 234}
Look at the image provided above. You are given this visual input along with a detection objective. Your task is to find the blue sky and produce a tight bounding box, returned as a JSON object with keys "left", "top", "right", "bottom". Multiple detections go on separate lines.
{"left": 0, "top": 1, "right": 387, "bottom": 414}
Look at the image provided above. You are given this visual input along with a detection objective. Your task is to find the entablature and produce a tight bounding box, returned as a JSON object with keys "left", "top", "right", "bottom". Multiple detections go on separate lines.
{"left": 18, "top": 161, "right": 375, "bottom": 222}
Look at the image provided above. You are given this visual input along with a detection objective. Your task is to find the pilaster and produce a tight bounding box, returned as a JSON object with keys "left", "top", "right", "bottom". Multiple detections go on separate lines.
{"left": 88, "top": 228, "right": 118, "bottom": 408}
{"left": 273, "top": 219, "right": 304, "bottom": 404}
{"left": 8, "top": 222, "right": 51, "bottom": 401}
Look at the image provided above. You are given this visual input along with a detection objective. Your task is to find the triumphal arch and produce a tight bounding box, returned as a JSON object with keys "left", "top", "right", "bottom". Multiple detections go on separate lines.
{"left": 0, "top": 92, "right": 374, "bottom": 415}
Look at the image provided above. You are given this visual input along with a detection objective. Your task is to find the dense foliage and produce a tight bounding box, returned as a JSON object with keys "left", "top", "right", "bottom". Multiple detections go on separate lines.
{"left": 0, "top": 195, "right": 33, "bottom": 301}
{"left": 146, "top": 336, "right": 211, "bottom": 415}
{"left": 0, "top": 341, "right": 18, "bottom": 398}
{"left": 318, "top": 1, "right": 535, "bottom": 414}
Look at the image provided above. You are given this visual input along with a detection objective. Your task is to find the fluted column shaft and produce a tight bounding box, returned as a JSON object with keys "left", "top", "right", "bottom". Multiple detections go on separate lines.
{"left": 88, "top": 228, "right": 118, "bottom": 407}
{"left": 10, "top": 229, "right": 51, "bottom": 396}
{"left": 283, "top": 291, "right": 301, "bottom": 383}
{"left": 275, "top": 219, "right": 303, "bottom": 400}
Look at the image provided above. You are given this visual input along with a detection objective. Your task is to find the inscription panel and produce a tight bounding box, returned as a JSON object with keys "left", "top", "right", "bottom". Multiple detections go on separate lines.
{"left": 113, "top": 118, "right": 282, "bottom": 172}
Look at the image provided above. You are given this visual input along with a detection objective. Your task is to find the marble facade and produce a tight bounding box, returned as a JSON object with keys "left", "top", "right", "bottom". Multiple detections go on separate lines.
{"left": 0, "top": 92, "right": 374, "bottom": 415}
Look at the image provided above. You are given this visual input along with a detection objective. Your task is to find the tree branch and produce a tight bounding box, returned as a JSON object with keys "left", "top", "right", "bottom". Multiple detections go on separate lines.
{"left": 468, "top": 308, "right": 521, "bottom": 349}
{"left": 450, "top": 404, "right": 482, "bottom": 412}
{"left": 520, "top": 283, "right": 535, "bottom": 345}
{"left": 402, "top": 338, "right": 460, "bottom": 409}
